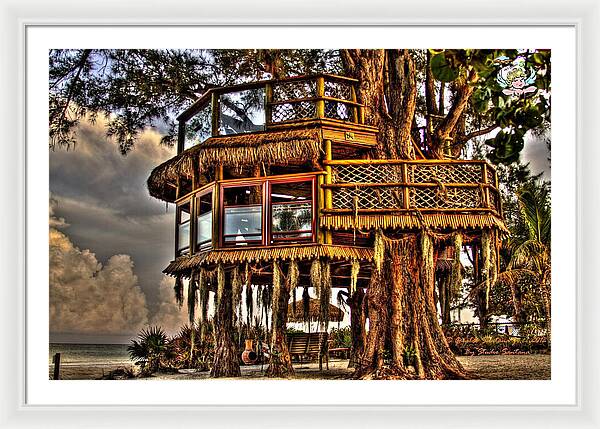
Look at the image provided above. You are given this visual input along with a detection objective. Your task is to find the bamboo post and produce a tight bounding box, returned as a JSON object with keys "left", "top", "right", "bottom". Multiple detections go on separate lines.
{"left": 324, "top": 139, "right": 333, "bottom": 244}
{"left": 316, "top": 76, "right": 325, "bottom": 119}
{"left": 174, "top": 176, "right": 182, "bottom": 257}
{"left": 190, "top": 195, "right": 197, "bottom": 254}
{"left": 350, "top": 85, "right": 359, "bottom": 123}
{"left": 317, "top": 173, "right": 326, "bottom": 244}
{"left": 212, "top": 167, "right": 223, "bottom": 249}
{"left": 211, "top": 92, "right": 220, "bottom": 136}
{"left": 482, "top": 164, "right": 491, "bottom": 209}
{"left": 265, "top": 83, "right": 273, "bottom": 127}
{"left": 401, "top": 163, "right": 410, "bottom": 209}
{"left": 52, "top": 353, "right": 61, "bottom": 380}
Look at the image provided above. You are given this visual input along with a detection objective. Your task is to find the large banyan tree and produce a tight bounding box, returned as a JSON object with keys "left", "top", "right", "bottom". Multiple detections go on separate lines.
{"left": 49, "top": 48, "right": 550, "bottom": 379}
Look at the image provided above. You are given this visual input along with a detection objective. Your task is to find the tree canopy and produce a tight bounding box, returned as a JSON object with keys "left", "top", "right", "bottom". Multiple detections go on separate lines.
{"left": 49, "top": 49, "right": 550, "bottom": 163}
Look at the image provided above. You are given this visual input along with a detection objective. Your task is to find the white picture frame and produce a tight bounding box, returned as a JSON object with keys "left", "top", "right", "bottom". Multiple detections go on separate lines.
{"left": 1, "top": 0, "right": 599, "bottom": 427}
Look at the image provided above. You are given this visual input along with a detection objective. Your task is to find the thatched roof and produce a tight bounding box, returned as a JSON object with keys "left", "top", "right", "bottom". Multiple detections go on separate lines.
{"left": 287, "top": 298, "right": 344, "bottom": 323}
{"left": 147, "top": 129, "right": 322, "bottom": 202}
{"left": 321, "top": 213, "right": 508, "bottom": 233}
{"left": 163, "top": 244, "right": 373, "bottom": 277}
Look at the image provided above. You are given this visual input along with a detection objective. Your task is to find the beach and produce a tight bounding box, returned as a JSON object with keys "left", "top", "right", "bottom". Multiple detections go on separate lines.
{"left": 49, "top": 344, "right": 550, "bottom": 380}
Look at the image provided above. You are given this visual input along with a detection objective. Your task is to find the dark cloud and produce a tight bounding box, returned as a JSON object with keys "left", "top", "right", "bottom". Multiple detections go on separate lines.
{"left": 50, "top": 118, "right": 181, "bottom": 341}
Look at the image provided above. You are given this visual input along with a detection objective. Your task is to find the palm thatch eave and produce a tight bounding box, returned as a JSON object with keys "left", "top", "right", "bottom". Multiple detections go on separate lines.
{"left": 147, "top": 129, "right": 323, "bottom": 202}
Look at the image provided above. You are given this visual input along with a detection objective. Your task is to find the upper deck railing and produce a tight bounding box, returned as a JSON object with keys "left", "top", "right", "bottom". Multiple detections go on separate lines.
{"left": 321, "top": 159, "right": 502, "bottom": 216}
{"left": 177, "top": 74, "right": 363, "bottom": 153}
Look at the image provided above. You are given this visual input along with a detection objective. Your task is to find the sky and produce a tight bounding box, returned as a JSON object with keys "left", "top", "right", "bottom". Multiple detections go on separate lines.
{"left": 49, "top": 116, "right": 189, "bottom": 343}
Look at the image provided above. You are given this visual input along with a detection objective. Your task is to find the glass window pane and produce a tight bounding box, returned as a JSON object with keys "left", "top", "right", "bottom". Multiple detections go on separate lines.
{"left": 224, "top": 206, "right": 262, "bottom": 244}
{"left": 223, "top": 185, "right": 263, "bottom": 246}
{"left": 179, "top": 201, "right": 191, "bottom": 222}
{"left": 272, "top": 202, "right": 312, "bottom": 234}
{"left": 178, "top": 222, "right": 190, "bottom": 252}
{"left": 270, "top": 181, "right": 313, "bottom": 242}
{"left": 196, "top": 212, "right": 212, "bottom": 248}
{"left": 219, "top": 88, "right": 265, "bottom": 135}
{"left": 184, "top": 103, "right": 212, "bottom": 150}
{"left": 196, "top": 192, "right": 212, "bottom": 249}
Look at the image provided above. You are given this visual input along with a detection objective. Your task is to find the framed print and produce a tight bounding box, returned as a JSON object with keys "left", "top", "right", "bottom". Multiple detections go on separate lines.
{"left": 1, "top": 0, "right": 599, "bottom": 428}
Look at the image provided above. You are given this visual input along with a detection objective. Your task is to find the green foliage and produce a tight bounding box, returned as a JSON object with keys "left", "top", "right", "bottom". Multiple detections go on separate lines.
{"left": 329, "top": 326, "right": 352, "bottom": 349}
{"left": 429, "top": 52, "right": 460, "bottom": 82}
{"left": 127, "top": 326, "right": 168, "bottom": 374}
{"left": 49, "top": 49, "right": 339, "bottom": 153}
{"left": 164, "top": 323, "right": 215, "bottom": 371}
{"left": 402, "top": 345, "right": 417, "bottom": 367}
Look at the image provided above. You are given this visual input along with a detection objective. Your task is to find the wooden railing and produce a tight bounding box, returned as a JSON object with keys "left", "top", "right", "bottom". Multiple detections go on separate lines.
{"left": 321, "top": 159, "right": 502, "bottom": 216}
{"left": 177, "top": 74, "right": 363, "bottom": 153}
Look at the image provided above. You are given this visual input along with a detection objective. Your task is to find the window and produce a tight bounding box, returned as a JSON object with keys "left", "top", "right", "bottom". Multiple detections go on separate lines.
{"left": 269, "top": 180, "right": 314, "bottom": 244}
{"left": 184, "top": 103, "right": 212, "bottom": 150}
{"left": 219, "top": 88, "right": 266, "bottom": 135}
{"left": 196, "top": 191, "right": 213, "bottom": 251}
{"left": 176, "top": 200, "right": 191, "bottom": 255}
{"left": 222, "top": 184, "right": 263, "bottom": 246}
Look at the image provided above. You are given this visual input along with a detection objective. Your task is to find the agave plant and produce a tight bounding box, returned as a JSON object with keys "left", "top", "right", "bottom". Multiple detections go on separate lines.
{"left": 127, "top": 326, "right": 168, "bottom": 374}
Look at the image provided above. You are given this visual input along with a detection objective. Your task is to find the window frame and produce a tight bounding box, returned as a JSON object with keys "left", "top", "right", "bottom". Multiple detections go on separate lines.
{"left": 175, "top": 196, "right": 193, "bottom": 257}
{"left": 267, "top": 176, "right": 316, "bottom": 245}
{"left": 218, "top": 174, "right": 317, "bottom": 248}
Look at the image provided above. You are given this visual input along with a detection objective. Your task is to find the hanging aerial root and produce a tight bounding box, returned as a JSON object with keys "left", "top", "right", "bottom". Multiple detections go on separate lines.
{"left": 187, "top": 270, "right": 198, "bottom": 325}
{"left": 270, "top": 261, "right": 283, "bottom": 348}
{"left": 350, "top": 260, "right": 360, "bottom": 295}
{"left": 173, "top": 275, "right": 184, "bottom": 307}
{"left": 373, "top": 229, "right": 385, "bottom": 273}
{"left": 245, "top": 263, "right": 253, "bottom": 326}
{"left": 319, "top": 260, "right": 332, "bottom": 330}
{"left": 216, "top": 263, "right": 225, "bottom": 308}
{"left": 481, "top": 229, "right": 495, "bottom": 311}
{"left": 288, "top": 260, "right": 299, "bottom": 312}
{"left": 310, "top": 259, "right": 322, "bottom": 297}
{"left": 449, "top": 232, "right": 463, "bottom": 298}
{"left": 231, "top": 266, "right": 243, "bottom": 326}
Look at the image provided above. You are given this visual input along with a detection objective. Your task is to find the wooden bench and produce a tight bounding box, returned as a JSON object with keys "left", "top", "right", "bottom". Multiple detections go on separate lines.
{"left": 286, "top": 332, "right": 329, "bottom": 370}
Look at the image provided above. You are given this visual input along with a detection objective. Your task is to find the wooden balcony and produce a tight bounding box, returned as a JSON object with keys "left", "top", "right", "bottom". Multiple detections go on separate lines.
{"left": 320, "top": 159, "right": 506, "bottom": 232}
{"left": 176, "top": 73, "right": 374, "bottom": 154}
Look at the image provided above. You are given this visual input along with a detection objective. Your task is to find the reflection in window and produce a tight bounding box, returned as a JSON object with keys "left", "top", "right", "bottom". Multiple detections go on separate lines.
{"left": 219, "top": 88, "right": 265, "bottom": 135}
{"left": 223, "top": 185, "right": 263, "bottom": 246}
{"left": 196, "top": 192, "right": 213, "bottom": 251}
{"left": 270, "top": 181, "right": 313, "bottom": 243}
{"left": 177, "top": 201, "right": 191, "bottom": 255}
{"left": 184, "top": 103, "right": 212, "bottom": 150}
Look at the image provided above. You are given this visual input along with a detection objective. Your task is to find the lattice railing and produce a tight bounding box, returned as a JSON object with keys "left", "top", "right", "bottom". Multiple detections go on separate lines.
{"left": 326, "top": 161, "right": 501, "bottom": 214}
{"left": 268, "top": 76, "right": 359, "bottom": 123}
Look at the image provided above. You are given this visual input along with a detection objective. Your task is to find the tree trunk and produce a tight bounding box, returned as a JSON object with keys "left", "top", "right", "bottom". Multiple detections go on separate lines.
{"left": 355, "top": 233, "right": 469, "bottom": 380}
{"left": 348, "top": 287, "right": 366, "bottom": 368}
{"left": 341, "top": 50, "right": 470, "bottom": 379}
{"left": 266, "top": 262, "right": 294, "bottom": 377}
{"left": 211, "top": 265, "right": 241, "bottom": 378}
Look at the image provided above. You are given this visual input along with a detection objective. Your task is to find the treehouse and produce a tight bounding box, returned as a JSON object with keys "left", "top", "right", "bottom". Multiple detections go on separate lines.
{"left": 147, "top": 73, "right": 506, "bottom": 294}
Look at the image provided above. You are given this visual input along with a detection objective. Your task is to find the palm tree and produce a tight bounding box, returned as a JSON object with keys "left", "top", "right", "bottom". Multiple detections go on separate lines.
{"left": 497, "top": 181, "right": 551, "bottom": 336}
{"left": 127, "top": 326, "right": 168, "bottom": 374}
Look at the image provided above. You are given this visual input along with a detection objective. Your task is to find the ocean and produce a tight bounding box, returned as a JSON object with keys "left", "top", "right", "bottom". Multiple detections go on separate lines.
{"left": 49, "top": 343, "right": 133, "bottom": 380}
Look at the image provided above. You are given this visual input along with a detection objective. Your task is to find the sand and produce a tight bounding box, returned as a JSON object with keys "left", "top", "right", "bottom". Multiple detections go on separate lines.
{"left": 50, "top": 354, "right": 550, "bottom": 380}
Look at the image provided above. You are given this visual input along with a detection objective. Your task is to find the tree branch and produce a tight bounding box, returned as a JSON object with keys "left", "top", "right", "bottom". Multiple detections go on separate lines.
{"left": 464, "top": 124, "right": 499, "bottom": 141}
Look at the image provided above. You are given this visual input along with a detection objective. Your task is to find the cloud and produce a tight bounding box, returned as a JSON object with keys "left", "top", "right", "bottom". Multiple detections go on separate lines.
{"left": 149, "top": 276, "right": 190, "bottom": 337}
{"left": 50, "top": 116, "right": 177, "bottom": 310}
{"left": 49, "top": 199, "right": 191, "bottom": 339}
{"left": 49, "top": 227, "right": 149, "bottom": 336}
{"left": 49, "top": 195, "right": 69, "bottom": 229}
